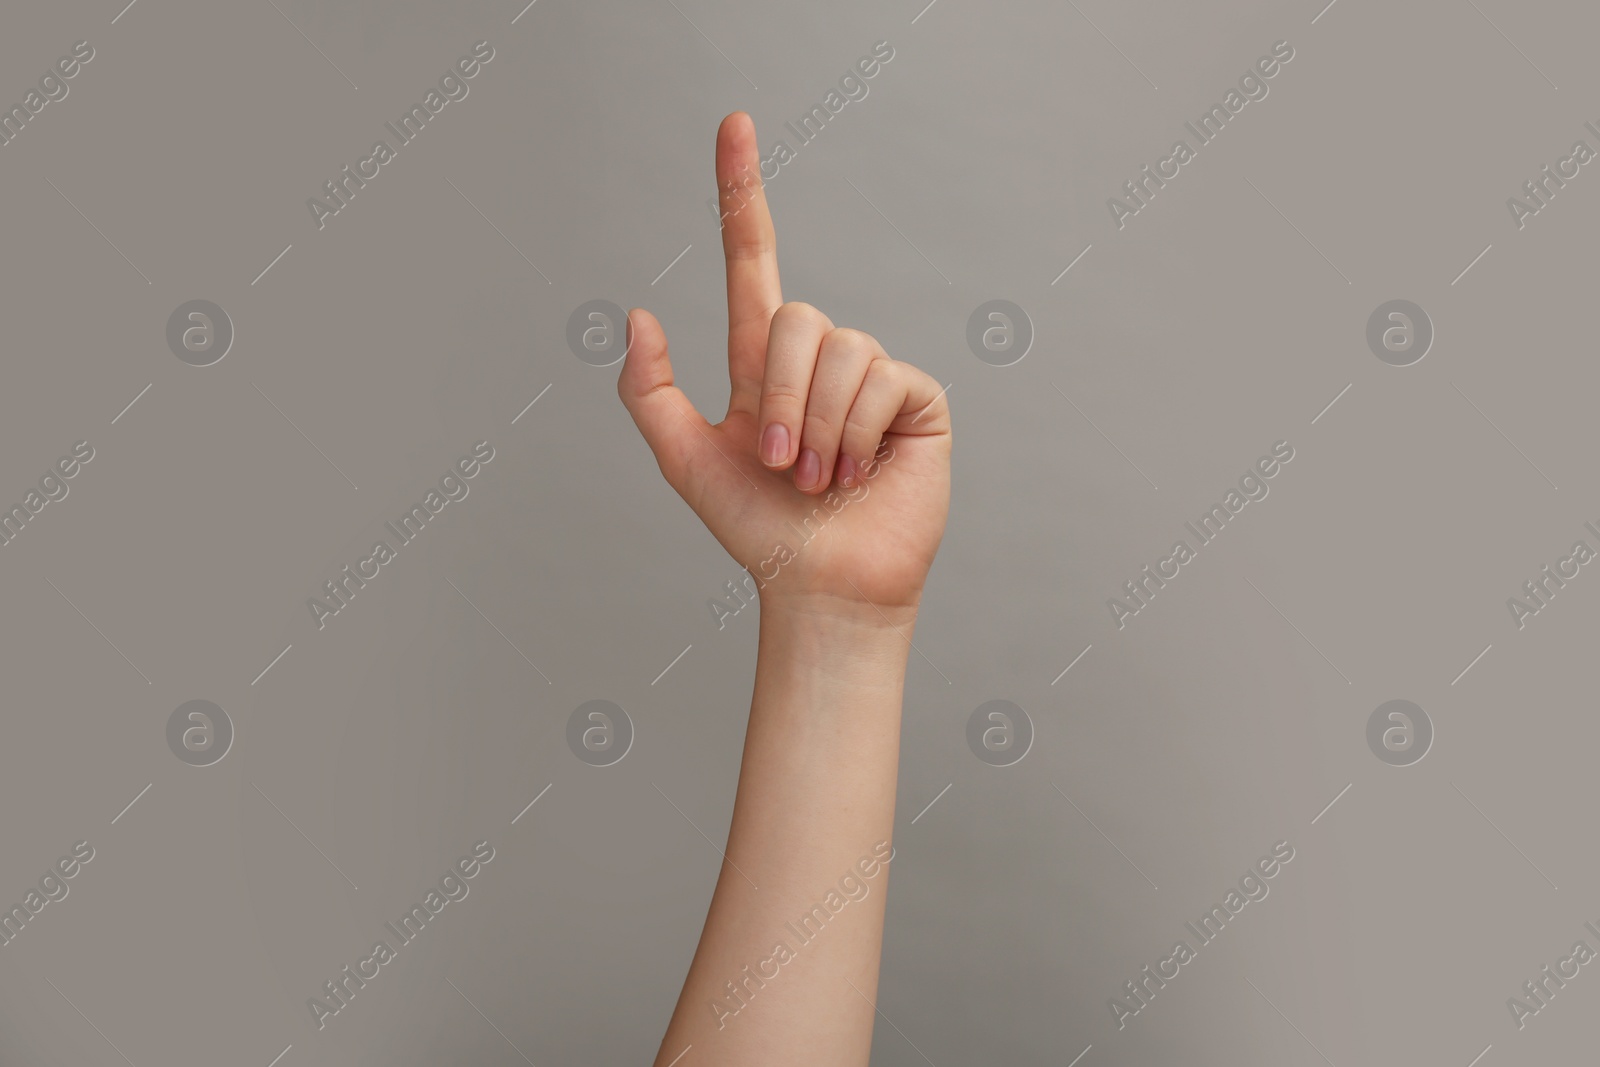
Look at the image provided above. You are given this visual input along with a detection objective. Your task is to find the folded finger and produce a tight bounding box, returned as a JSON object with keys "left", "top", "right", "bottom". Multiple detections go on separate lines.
{"left": 797, "top": 328, "right": 886, "bottom": 494}
{"left": 757, "top": 302, "right": 833, "bottom": 471}
{"left": 838, "top": 360, "right": 950, "bottom": 482}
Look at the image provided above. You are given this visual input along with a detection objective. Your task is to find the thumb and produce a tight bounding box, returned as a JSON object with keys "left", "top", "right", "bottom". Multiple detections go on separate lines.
{"left": 616, "top": 308, "right": 707, "bottom": 493}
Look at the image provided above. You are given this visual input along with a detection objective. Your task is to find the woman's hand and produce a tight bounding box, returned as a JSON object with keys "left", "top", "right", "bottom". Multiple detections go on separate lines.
{"left": 618, "top": 112, "right": 951, "bottom": 619}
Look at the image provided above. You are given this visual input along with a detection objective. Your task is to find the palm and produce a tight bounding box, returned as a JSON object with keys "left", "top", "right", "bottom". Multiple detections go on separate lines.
{"left": 680, "top": 409, "right": 948, "bottom": 610}
{"left": 618, "top": 113, "right": 950, "bottom": 613}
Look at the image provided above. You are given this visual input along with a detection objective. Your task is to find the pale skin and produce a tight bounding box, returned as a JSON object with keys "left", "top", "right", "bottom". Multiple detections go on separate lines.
{"left": 617, "top": 112, "right": 951, "bottom": 1066}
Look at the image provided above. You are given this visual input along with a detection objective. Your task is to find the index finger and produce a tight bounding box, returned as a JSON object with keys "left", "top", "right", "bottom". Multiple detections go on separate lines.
{"left": 717, "top": 113, "right": 782, "bottom": 402}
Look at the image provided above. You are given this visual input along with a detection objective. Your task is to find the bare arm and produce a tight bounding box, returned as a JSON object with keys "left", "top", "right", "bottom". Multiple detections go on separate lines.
{"left": 652, "top": 604, "right": 911, "bottom": 1062}
{"left": 618, "top": 112, "right": 951, "bottom": 1066}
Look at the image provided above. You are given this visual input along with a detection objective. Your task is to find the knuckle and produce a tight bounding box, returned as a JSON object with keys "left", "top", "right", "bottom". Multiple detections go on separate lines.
{"left": 774, "top": 301, "right": 827, "bottom": 330}
{"left": 723, "top": 228, "right": 773, "bottom": 258}
{"left": 803, "top": 410, "right": 840, "bottom": 445}
{"left": 823, "top": 327, "right": 880, "bottom": 360}
{"left": 760, "top": 381, "right": 806, "bottom": 408}
{"left": 842, "top": 411, "right": 876, "bottom": 443}
{"left": 862, "top": 356, "right": 895, "bottom": 389}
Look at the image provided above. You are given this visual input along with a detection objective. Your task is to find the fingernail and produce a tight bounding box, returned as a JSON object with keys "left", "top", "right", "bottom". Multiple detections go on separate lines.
{"left": 795, "top": 448, "right": 821, "bottom": 490}
{"left": 760, "top": 423, "right": 789, "bottom": 466}
{"left": 837, "top": 454, "right": 857, "bottom": 487}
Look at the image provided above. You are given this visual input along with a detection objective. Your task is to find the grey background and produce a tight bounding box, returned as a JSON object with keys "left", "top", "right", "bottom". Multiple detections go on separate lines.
{"left": 0, "top": 0, "right": 1595, "bottom": 1064}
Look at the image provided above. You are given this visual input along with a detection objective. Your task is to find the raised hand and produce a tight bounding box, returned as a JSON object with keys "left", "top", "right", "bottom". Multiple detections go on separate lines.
{"left": 618, "top": 112, "right": 951, "bottom": 616}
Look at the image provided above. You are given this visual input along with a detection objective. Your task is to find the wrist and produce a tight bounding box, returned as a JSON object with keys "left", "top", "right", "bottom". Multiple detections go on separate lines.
{"left": 759, "top": 588, "right": 919, "bottom": 634}
{"left": 756, "top": 593, "right": 917, "bottom": 687}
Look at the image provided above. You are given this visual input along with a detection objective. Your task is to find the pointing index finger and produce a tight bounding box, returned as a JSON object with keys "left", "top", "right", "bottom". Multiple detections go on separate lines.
{"left": 718, "top": 113, "right": 782, "bottom": 407}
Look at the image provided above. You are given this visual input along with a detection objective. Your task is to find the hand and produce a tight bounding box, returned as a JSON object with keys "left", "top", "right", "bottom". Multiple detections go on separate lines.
{"left": 618, "top": 112, "right": 952, "bottom": 618}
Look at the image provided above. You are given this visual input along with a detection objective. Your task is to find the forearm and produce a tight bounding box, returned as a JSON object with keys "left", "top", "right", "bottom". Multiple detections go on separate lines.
{"left": 653, "top": 599, "right": 912, "bottom": 1066}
